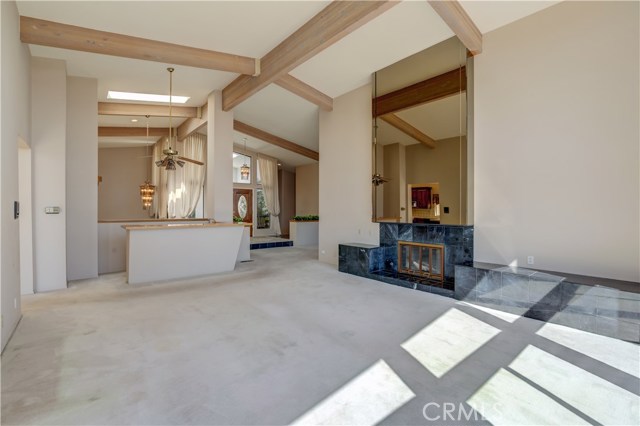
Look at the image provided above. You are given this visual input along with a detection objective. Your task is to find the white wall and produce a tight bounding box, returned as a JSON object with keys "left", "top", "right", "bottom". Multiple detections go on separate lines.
{"left": 66, "top": 77, "right": 98, "bottom": 281}
{"left": 474, "top": 1, "right": 639, "bottom": 281}
{"left": 318, "top": 84, "right": 379, "bottom": 265}
{"left": 19, "top": 143, "right": 33, "bottom": 295}
{"left": 31, "top": 57, "right": 67, "bottom": 292}
{"left": 1, "top": 0, "right": 31, "bottom": 350}
{"left": 205, "top": 90, "right": 234, "bottom": 222}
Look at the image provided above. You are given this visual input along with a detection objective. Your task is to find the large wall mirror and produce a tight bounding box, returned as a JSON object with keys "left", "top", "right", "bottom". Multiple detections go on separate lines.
{"left": 372, "top": 36, "right": 472, "bottom": 225}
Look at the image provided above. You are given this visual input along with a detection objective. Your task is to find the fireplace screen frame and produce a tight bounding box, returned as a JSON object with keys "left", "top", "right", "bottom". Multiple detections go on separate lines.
{"left": 397, "top": 241, "right": 444, "bottom": 281}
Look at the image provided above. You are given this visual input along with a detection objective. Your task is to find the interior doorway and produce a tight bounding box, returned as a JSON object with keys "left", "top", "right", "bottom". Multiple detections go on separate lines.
{"left": 18, "top": 139, "right": 34, "bottom": 295}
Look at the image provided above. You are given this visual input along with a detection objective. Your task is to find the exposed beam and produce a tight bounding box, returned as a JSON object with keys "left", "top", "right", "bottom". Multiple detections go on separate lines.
{"left": 177, "top": 104, "right": 208, "bottom": 141}
{"left": 20, "top": 16, "right": 258, "bottom": 75}
{"left": 373, "top": 67, "right": 466, "bottom": 117}
{"left": 233, "top": 121, "right": 319, "bottom": 161}
{"left": 98, "top": 127, "right": 169, "bottom": 137}
{"left": 379, "top": 114, "right": 436, "bottom": 149}
{"left": 98, "top": 102, "right": 198, "bottom": 118}
{"left": 222, "top": 1, "right": 398, "bottom": 111}
{"left": 427, "top": 1, "right": 482, "bottom": 55}
{"left": 275, "top": 75, "right": 333, "bottom": 111}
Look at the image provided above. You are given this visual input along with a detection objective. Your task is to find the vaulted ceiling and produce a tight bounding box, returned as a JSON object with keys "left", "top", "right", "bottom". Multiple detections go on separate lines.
{"left": 16, "top": 0, "right": 559, "bottom": 168}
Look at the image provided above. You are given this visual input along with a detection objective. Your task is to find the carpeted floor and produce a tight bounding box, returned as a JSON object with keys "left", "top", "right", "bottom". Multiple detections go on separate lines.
{"left": 2, "top": 247, "right": 638, "bottom": 425}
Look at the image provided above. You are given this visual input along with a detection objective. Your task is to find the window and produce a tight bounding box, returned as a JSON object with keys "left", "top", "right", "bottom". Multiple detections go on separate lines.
{"left": 256, "top": 189, "right": 270, "bottom": 229}
{"left": 233, "top": 152, "right": 251, "bottom": 184}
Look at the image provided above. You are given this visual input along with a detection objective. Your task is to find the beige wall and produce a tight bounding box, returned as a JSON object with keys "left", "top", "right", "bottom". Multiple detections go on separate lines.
{"left": 405, "top": 136, "right": 467, "bottom": 225}
{"left": 66, "top": 77, "right": 98, "bottom": 281}
{"left": 382, "top": 143, "right": 404, "bottom": 219}
{"left": 278, "top": 169, "right": 295, "bottom": 235}
{"left": 295, "top": 163, "right": 319, "bottom": 216}
{"left": 319, "top": 84, "right": 379, "bottom": 265}
{"left": 474, "top": 1, "right": 639, "bottom": 281}
{"left": 98, "top": 147, "right": 151, "bottom": 221}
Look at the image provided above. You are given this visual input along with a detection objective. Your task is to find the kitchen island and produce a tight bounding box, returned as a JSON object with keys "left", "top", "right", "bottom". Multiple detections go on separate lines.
{"left": 122, "top": 222, "right": 245, "bottom": 284}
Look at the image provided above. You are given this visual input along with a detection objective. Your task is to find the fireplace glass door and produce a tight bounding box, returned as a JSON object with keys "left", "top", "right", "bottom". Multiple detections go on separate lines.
{"left": 398, "top": 242, "right": 444, "bottom": 281}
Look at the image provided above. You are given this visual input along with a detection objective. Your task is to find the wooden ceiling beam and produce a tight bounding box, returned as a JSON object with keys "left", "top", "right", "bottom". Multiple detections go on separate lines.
{"left": 275, "top": 75, "right": 333, "bottom": 111}
{"left": 98, "top": 102, "right": 198, "bottom": 118}
{"left": 222, "top": 1, "right": 398, "bottom": 111}
{"left": 379, "top": 114, "right": 436, "bottom": 149}
{"left": 177, "top": 104, "right": 208, "bottom": 141}
{"left": 373, "top": 67, "right": 466, "bottom": 117}
{"left": 233, "top": 120, "right": 319, "bottom": 161}
{"left": 20, "top": 16, "right": 258, "bottom": 75}
{"left": 98, "top": 127, "right": 169, "bottom": 137}
{"left": 427, "top": 1, "right": 482, "bottom": 55}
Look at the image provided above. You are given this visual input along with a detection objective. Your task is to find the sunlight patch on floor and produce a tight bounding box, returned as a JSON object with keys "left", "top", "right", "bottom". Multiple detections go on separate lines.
{"left": 401, "top": 308, "right": 501, "bottom": 378}
{"left": 509, "top": 345, "right": 640, "bottom": 425}
{"left": 467, "top": 368, "right": 590, "bottom": 426}
{"left": 290, "top": 360, "right": 415, "bottom": 426}
{"left": 457, "top": 301, "right": 521, "bottom": 323}
{"left": 536, "top": 322, "right": 640, "bottom": 378}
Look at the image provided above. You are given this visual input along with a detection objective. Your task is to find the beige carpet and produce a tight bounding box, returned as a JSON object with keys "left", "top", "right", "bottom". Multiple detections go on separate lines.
{"left": 2, "top": 247, "right": 638, "bottom": 425}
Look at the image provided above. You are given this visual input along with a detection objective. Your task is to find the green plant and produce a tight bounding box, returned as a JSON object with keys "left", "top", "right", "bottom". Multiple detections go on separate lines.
{"left": 292, "top": 215, "right": 319, "bottom": 221}
{"left": 233, "top": 216, "right": 243, "bottom": 223}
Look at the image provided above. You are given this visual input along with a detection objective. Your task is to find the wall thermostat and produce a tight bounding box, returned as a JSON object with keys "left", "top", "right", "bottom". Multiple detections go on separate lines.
{"left": 44, "top": 207, "right": 61, "bottom": 214}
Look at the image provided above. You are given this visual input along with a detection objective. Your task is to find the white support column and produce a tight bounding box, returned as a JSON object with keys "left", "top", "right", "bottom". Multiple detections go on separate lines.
{"left": 205, "top": 91, "right": 234, "bottom": 222}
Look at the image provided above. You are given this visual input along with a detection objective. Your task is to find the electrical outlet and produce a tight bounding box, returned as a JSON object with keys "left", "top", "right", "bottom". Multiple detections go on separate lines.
{"left": 527, "top": 256, "right": 534, "bottom": 265}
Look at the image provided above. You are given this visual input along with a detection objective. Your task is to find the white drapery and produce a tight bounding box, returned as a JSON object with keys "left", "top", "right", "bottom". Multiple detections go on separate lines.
{"left": 257, "top": 156, "right": 281, "bottom": 236}
{"left": 151, "top": 134, "right": 206, "bottom": 218}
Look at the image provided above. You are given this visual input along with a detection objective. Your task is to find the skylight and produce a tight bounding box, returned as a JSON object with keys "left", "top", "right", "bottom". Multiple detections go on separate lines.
{"left": 107, "top": 91, "right": 189, "bottom": 104}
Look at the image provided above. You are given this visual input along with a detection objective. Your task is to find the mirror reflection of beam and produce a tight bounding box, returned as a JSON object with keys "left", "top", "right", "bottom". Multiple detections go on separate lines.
{"left": 372, "top": 67, "right": 466, "bottom": 117}
{"left": 379, "top": 114, "right": 436, "bottom": 149}
{"left": 98, "top": 127, "right": 169, "bottom": 137}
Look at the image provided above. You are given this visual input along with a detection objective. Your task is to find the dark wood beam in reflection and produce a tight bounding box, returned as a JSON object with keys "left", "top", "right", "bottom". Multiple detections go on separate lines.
{"left": 373, "top": 67, "right": 466, "bottom": 117}
{"left": 380, "top": 114, "right": 436, "bottom": 149}
{"left": 98, "top": 127, "right": 169, "bottom": 137}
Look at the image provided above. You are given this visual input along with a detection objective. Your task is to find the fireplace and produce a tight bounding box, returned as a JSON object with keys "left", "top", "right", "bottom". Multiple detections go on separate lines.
{"left": 398, "top": 241, "right": 444, "bottom": 281}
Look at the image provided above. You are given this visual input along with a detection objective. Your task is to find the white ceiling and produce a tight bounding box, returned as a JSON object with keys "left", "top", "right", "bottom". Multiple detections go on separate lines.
{"left": 17, "top": 0, "right": 562, "bottom": 168}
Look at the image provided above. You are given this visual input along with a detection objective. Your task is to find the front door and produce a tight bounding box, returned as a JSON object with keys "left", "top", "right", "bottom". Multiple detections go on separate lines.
{"left": 233, "top": 188, "right": 253, "bottom": 236}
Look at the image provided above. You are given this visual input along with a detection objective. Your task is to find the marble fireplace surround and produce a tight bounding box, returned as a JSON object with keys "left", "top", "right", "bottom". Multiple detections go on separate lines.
{"left": 339, "top": 223, "right": 474, "bottom": 298}
{"left": 338, "top": 222, "right": 639, "bottom": 342}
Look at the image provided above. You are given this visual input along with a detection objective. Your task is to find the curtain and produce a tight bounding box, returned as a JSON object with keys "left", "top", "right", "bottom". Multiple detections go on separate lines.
{"left": 151, "top": 134, "right": 206, "bottom": 218}
{"left": 175, "top": 133, "right": 206, "bottom": 218}
{"left": 257, "top": 156, "right": 281, "bottom": 236}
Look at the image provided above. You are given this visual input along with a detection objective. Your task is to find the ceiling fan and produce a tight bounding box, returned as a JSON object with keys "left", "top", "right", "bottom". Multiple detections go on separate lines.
{"left": 155, "top": 67, "right": 204, "bottom": 170}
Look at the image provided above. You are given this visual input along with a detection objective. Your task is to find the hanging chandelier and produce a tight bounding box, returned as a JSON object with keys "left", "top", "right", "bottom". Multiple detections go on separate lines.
{"left": 139, "top": 180, "right": 156, "bottom": 209}
{"left": 240, "top": 137, "right": 250, "bottom": 180}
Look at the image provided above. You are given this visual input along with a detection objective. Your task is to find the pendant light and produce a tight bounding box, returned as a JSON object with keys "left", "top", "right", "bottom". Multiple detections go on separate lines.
{"left": 140, "top": 115, "right": 156, "bottom": 209}
{"left": 240, "top": 137, "right": 250, "bottom": 180}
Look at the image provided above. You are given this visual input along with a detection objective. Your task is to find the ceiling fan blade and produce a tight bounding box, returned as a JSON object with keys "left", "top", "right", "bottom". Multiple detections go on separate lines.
{"left": 177, "top": 156, "right": 204, "bottom": 166}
